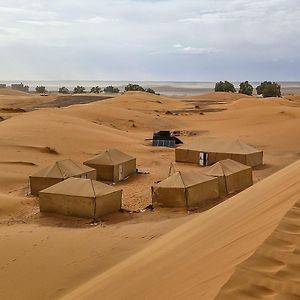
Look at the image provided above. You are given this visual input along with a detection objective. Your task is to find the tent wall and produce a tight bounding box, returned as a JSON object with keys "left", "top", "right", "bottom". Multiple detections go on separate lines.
{"left": 84, "top": 164, "right": 114, "bottom": 181}
{"left": 176, "top": 148, "right": 262, "bottom": 167}
{"left": 39, "top": 191, "right": 122, "bottom": 218}
{"left": 152, "top": 187, "right": 186, "bottom": 207}
{"left": 39, "top": 193, "right": 94, "bottom": 218}
{"left": 228, "top": 154, "right": 247, "bottom": 165}
{"left": 246, "top": 151, "right": 263, "bottom": 167}
{"left": 211, "top": 169, "right": 253, "bottom": 195}
{"left": 186, "top": 179, "right": 219, "bottom": 207}
{"left": 215, "top": 177, "right": 228, "bottom": 195}
{"left": 208, "top": 152, "right": 247, "bottom": 165}
{"left": 225, "top": 169, "right": 253, "bottom": 194}
{"left": 30, "top": 169, "right": 97, "bottom": 196}
{"left": 81, "top": 170, "right": 97, "bottom": 180}
{"left": 30, "top": 177, "right": 62, "bottom": 196}
{"left": 85, "top": 159, "right": 136, "bottom": 182}
{"left": 95, "top": 191, "right": 122, "bottom": 218}
{"left": 175, "top": 149, "right": 200, "bottom": 164}
{"left": 113, "top": 159, "right": 136, "bottom": 182}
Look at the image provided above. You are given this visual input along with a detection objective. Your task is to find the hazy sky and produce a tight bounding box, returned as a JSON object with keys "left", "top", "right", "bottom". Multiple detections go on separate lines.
{"left": 0, "top": 0, "right": 299, "bottom": 81}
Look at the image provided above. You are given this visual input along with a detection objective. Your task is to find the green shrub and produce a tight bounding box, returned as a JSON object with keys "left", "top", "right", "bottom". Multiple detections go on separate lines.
{"left": 215, "top": 81, "right": 236, "bottom": 93}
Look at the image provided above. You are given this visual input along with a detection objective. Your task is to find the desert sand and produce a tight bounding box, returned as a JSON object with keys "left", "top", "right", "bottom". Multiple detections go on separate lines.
{"left": 0, "top": 88, "right": 300, "bottom": 299}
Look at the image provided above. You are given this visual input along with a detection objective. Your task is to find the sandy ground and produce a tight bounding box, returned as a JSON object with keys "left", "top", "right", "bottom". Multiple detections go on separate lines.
{"left": 0, "top": 88, "right": 300, "bottom": 299}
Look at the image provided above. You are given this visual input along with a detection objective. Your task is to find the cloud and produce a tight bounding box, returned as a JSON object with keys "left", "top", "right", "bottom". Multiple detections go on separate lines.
{"left": 0, "top": 0, "right": 299, "bottom": 80}
{"left": 79, "top": 16, "right": 119, "bottom": 24}
{"left": 18, "top": 20, "right": 70, "bottom": 26}
{"left": 172, "top": 44, "right": 219, "bottom": 55}
{"left": 181, "top": 46, "right": 219, "bottom": 55}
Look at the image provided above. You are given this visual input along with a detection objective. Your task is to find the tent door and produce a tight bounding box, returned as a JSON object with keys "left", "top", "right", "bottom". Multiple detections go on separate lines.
{"left": 118, "top": 165, "right": 124, "bottom": 181}
{"left": 199, "top": 152, "right": 208, "bottom": 166}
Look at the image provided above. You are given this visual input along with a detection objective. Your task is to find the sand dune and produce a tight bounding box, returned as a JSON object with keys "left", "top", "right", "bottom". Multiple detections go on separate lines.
{"left": 0, "top": 88, "right": 30, "bottom": 96}
{"left": 0, "top": 88, "right": 57, "bottom": 110}
{"left": 61, "top": 160, "right": 300, "bottom": 300}
{"left": 0, "top": 91, "right": 300, "bottom": 299}
{"left": 185, "top": 91, "right": 254, "bottom": 101}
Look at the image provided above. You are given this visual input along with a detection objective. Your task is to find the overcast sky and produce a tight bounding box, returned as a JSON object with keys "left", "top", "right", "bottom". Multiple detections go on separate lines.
{"left": 0, "top": 0, "right": 299, "bottom": 81}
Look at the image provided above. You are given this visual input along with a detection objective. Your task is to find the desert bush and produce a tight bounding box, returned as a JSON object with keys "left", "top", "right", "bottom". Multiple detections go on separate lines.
{"left": 36, "top": 86, "right": 47, "bottom": 93}
{"left": 125, "top": 84, "right": 145, "bottom": 92}
{"left": 103, "top": 85, "right": 120, "bottom": 93}
{"left": 145, "top": 88, "right": 156, "bottom": 94}
{"left": 215, "top": 81, "right": 236, "bottom": 93}
{"left": 125, "top": 84, "right": 158, "bottom": 94}
{"left": 73, "top": 85, "right": 86, "bottom": 94}
{"left": 90, "top": 86, "right": 102, "bottom": 93}
{"left": 239, "top": 81, "right": 253, "bottom": 95}
{"left": 58, "top": 86, "right": 70, "bottom": 94}
{"left": 256, "top": 81, "right": 281, "bottom": 97}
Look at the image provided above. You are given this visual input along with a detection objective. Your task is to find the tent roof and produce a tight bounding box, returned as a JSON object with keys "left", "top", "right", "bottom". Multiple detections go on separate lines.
{"left": 39, "top": 177, "right": 120, "bottom": 197}
{"left": 202, "top": 159, "right": 251, "bottom": 177}
{"left": 84, "top": 149, "right": 135, "bottom": 166}
{"left": 178, "top": 137, "right": 261, "bottom": 154}
{"left": 155, "top": 170, "right": 216, "bottom": 188}
{"left": 31, "top": 159, "right": 95, "bottom": 179}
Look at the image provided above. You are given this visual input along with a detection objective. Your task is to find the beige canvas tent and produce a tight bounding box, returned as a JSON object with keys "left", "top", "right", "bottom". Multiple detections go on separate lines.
{"left": 29, "top": 159, "right": 96, "bottom": 196}
{"left": 175, "top": 137, "right": 263, "bottom": 167}
{"left": 201, "top": 159, "right": 253, "bottom": 195}
{"left": 152, "top": 170, "right": 219, "bottom": 208}
{"left": 39, "top": 177, "right": 122, "bottom": 218}
{"left": 84, "top": 149, "right": 136, "bottom": 182}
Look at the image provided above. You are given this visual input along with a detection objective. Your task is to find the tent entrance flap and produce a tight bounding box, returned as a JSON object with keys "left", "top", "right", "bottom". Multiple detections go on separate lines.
{"left": 199, "top": 152, "right": 209, "bottom": 166}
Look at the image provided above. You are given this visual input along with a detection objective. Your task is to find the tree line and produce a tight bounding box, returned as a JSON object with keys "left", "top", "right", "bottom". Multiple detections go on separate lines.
{"left": 35, "top": 83, "right": 159, "bottom": 95}
{"left": 35, "top": 85, "right": 120, "bottom": 94}
{"left": 36, "top": 81, "right": 281, "bottom": 97}
{"left": 215, "top": 81, "right": 281, "bottom": 97}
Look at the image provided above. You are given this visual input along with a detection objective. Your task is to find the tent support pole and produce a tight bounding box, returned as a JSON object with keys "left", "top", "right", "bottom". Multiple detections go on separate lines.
{"left": 90, "top": 179, "right": 97, "bottom": 224}
{"left": 151, "top": 186, "right": 154, "bottom": 205}
{"left": 26, "top": 178, "right": 31, "bottom": 196}
{"left": 168, "top": 162, "right": 176, "bottom": 177}
{"left": 184, "top": 188, "right": 189, "bottom": 210}
{"left": 223, "top": 175, "right": 229, "bottom": 194}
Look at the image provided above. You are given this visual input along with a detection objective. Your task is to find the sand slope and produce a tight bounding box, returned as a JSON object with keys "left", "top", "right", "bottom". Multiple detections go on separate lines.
{"left": 61, "top": 160, "right": 300, "bottom": 300}
{"left": 216, "top": 191, "right": 300, "bottom": 298}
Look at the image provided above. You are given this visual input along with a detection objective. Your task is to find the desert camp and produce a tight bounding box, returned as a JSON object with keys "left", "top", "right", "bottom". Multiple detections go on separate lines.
{"left": 1, "top": 87, "right": 300, "bottom": 300}
{"left": 1, "top": 0, "right": 300, "bottom": 299}
{"left": 201, "top": 159, "right": 253, "bottom": 195}
{"left": 175, "top": 137, "right": 263, "bottom": 167}
{"left": 152, "top": 170, "right": 219, "bottom": 208}
{"left": 83, "top": 148, "right": 136, "bottom": 182}
{"left": 29, "top": 159, "right": 97, "bottom": 195}
{"left": 39, "top": 177, "right": 122, "bottom": 218}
